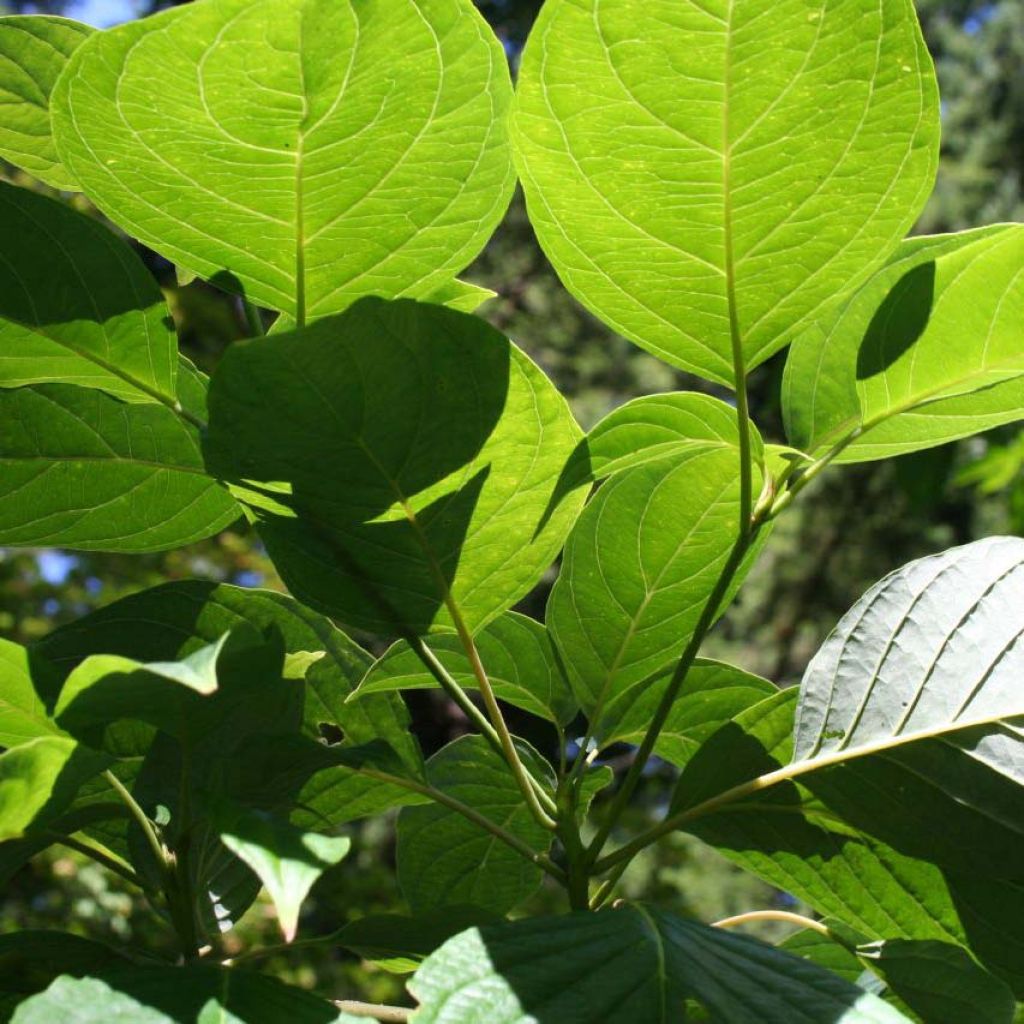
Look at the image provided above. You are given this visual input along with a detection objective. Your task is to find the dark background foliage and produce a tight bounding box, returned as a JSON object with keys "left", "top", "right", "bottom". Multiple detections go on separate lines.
{"left": 1, "top": 0, "right": 1021, "bottom": 1007}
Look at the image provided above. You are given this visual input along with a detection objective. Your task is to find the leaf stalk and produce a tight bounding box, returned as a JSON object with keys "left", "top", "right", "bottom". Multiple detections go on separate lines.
{"left": 445, "top": 597, "right": 558, "bottom": 830}
{"left": 712, "top": 909, "right": 832, "bottom": 937}
{"left": 334, "top": 1001, "right": 411, "bottom": 1023}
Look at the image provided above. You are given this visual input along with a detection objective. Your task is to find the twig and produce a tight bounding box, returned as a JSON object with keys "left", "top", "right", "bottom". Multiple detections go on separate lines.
{"left": 47, "top": 833, "right": 154, "bottom": 894}
{"left": 334, "top": 1000, "right": 412, "bottom": 1022}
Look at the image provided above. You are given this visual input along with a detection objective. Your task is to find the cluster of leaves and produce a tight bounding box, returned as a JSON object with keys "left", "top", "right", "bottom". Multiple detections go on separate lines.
{"left": 0, "top": 1, "right": 1023, "bottom": 1022}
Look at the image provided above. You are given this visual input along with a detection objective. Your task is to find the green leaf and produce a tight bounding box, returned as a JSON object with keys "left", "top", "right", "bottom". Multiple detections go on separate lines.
{"left": 576, "top": 763, "right": 614, "bottom": 819}
{"left": 409, "top": 905, "right": 911, "bottom": 1022}
{"left": 674, "top": 690, "right": 1024, "bottom": 996}
{"left": 548, "top": 449, "right": 763, "bottom": 727}
{"left": 216, "top": 804, "right": 350, "bottom": 942}
{"left": 0, "top": 737, "right": 108, "bottom": 841}
{"left": 175, "top": 354, "right": 217, "bottom": 423}
{"left": 0, "top": 183, "right": 177, "bottom": 404}
{"left": 512, "top": 0, "right": 939, "bottom": 386}
{"left": 788, "top": 928, "right": 1017, "bottom": 1024}
{"left": 274, "top": 277, "right": 499, "bottom": 334}
{"left": 0, "top": 384, "right": 239, "bottom": 552}
{"left": 674, "top": 538, "right": 1024, "bottom": 882}
{"left": 790, "top": 535, "right": 1024, "bottom": 878}
{"left": 134, "top": 635, "right": 230, "bottom": 695}
{"left": 206, "top": 297, "right": 584, "bottom": 635}
{"left": 781, "top": 929, "right": 866, "bottom": 987}
{"left": 0, "top": 802, "right": 127, "bottom": 892}
{"left": 784, "top": 225, "right": 1024, "bottom": 462}
{"left": 353, "top": 612, "right": 576, "bottom": 725}
{"left": 225, "top": 736, "right": 430, "bottom": 834}
{"left": 10, "top": 969, "right": 355, "bottom": 1024}
{"left": 129, "top": 744, "right": 265, "bottom": 936}
{"left": 283, "top": 280, "right": 495, "bottom": 339}
{"left": 424, "top": 279, "right": 498, "bottom": 315}
{"left": 46, "top": 629, "right": 315, "bottom": 921}
{"left": 36, "top": 580, "right": 421, "bottom": 773}
{"left": 334, "top": 907, "right": 501, "bottom": 974}
{"left": 0, "top": 931, "right": 131, "bottom": 1015}
{"left": 0, "top": 738, "right": 74, "bottom": 840}
{"left": 545, "top": 391, "right": 764, "bottom": 522}
{"left": 599, "top": 657, "right": 776, "bottom": 762}
{"left": 51, "top": 0, "right": 514, "bottom": 322}
{"left": 561, "top": 391, "right": 761, "bottom": 491}
{"left": 55, "top": 626, "right": 311, "bottom": 771}
{"left": 0, "top": 16, "right": 93, "bottom": 190}
{"left": 396, "top": 735, "right": 552, "bottom": 916}
{"left": 53, "top": 632, "right": 258, "bottom": 761}
{"left": 857, "top": 940, "right": 1017, "bottom": 1024}
{"left": 0, "top": 639, "right": 62, "bottom": 746}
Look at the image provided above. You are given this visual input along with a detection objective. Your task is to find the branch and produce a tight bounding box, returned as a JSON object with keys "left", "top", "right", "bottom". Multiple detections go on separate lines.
{"left": 765, "top": 428, "right": 862, "bottom": 521}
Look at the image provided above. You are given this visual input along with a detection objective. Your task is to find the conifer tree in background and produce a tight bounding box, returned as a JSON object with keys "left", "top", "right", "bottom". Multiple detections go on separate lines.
{"left": 917, "top": 0, "right": 1024, "bottom": 231}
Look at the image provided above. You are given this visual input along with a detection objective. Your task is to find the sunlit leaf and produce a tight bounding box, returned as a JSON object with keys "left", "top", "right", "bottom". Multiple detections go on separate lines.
{"left": 600, "top": 657, "right": 776, "bottom": 763}
{"left": 353, "top": 612, "right": 576, "bottom": 725}
{"left": 52, "top": 0, "right": 514, "bottom": 321}
{"left": 0, "top": 16, "right": 92, "bottom": 189}
{"left": 784, "top": 225, "right": 1024, "bottom": 462}
{"left": 0, "top": 183, "right": 177, "bottom": 403}
{"left": 0, "top": 639, "right": 62, "bottom": 747}
{"left": 217, "top": 804, "right": 350, "bottom": 942}
{"left": 513, "top": 0, "right": 939, "bottom": 385}
{"left": 548, "top": 450, "right": 764, "bottom": 730}
{"left": 547, "top": 391, "right": 762, "bottom": 517}
{"left": 0, "top": 385, "right": 239, "bottom": 553}
{"left": 0, "top": 736, "right": 108, "bottom": 841}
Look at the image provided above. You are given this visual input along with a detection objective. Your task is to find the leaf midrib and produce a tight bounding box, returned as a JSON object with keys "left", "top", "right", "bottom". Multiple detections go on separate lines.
{"left": 2, "top": 309, "right": 175, "bottom": 406}
{"left": 808, "top": 227, "right": 1024, "bottom": 455}
{"left": 721, "top": 0, "right": 742, "bottom": 389}
{"left": 579, "top": 456, "right": 736, "bottom": 724}
{"left": 631, "top": 904, "right": 669, "bottom": 1024}
{"left": 695, "top": 707, "right": 1024, "bottom": 829}
{"left": 292, "top": 5, "right": 309, "bottom": 326}
{"left": 812, "top": 356, "right": 1024, "bottom": 458}
{"left": 1, "top": 453, "right": 213, "bottom": 478}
